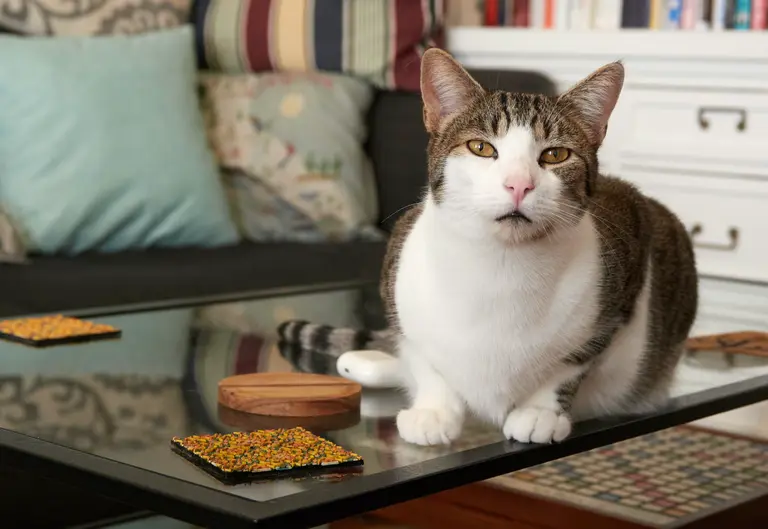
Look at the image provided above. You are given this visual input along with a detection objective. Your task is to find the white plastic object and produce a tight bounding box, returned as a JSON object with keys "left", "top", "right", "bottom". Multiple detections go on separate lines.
{"left": 336, "top": 349, "right": 401, "bottom": 389}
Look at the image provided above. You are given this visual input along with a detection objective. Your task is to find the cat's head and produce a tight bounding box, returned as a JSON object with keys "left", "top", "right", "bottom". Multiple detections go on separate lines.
{"left": 421, "top": 49, "right": 624, "bottom": 244}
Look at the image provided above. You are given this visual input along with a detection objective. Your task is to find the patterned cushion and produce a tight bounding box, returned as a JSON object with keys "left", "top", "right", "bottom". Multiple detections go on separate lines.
{"left": 199, "top": 72, "right": 381, "bottom": 242}
{"left": 193, "top": 0, "right": 444, "bottom": 91}
{"left": 0, "top": 0, "right": 191, "bottom": 36}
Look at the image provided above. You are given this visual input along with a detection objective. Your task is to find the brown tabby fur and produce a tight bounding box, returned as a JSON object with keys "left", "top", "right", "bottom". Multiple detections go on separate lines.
{"left": 380, "top": 51, "right": 697, "bottom": 402}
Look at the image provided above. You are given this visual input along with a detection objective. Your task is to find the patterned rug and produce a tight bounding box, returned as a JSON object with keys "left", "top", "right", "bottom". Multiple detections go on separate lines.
{"left": 491, "top": 427, "right": 768, "bottom": 527}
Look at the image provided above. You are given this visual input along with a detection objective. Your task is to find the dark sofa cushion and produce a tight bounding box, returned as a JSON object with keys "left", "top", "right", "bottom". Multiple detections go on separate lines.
{"left": 0, "top": 242, "right": 386, "bottom": 318}
{"left": 366, "top": 69, "right": 557, "bottom": 232}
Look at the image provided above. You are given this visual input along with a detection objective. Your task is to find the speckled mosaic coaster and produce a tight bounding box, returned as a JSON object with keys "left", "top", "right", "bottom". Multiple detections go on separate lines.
{"left": 171, "top": 427, "right": 363, "bottom": 484}
{"left": 0, "top": 315, "right": 120, "bottom": 347}
{"left": 494, "top": 427, "right": 768, "bottom": 527}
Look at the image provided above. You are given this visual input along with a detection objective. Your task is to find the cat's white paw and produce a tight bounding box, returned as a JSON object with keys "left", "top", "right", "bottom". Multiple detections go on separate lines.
{"left": 397, "top": 407, "right": 463, "bottom": 446}
{"left": 503, "top": 406, "right": 572, "bottom": 444}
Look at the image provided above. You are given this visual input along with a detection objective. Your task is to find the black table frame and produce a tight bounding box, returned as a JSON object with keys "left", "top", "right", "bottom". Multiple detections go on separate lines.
{"left": 3, "top": 374, "right": 768, "bottom": 529}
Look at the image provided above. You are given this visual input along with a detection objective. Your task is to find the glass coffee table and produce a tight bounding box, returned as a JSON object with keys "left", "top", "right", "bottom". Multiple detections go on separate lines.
{"left": 1, "top": 285, "right": 768, "bottom": 529}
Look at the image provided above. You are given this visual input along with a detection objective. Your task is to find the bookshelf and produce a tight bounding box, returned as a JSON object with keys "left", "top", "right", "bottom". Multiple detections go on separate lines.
{"left": 450, "top": 0, "right": 768, "bottom": 31}
{"left": 447, "top": 27, "right": 768, "bottom": 90}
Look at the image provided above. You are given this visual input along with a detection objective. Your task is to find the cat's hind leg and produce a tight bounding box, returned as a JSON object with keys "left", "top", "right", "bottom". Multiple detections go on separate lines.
{"left": 396, "top": 340, "right": 465, "bottom": 446}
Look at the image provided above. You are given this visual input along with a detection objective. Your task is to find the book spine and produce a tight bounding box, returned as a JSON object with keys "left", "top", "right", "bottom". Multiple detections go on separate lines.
{"left": 498, "top": 0, "right": 507, "bottom": 24}
{"left": 712, "top": 0, "right": 727, "bottom": 29}
{"left": 697, "top": 0, "right": 713, "bottom": 29}
{"left": 725, "top": 0, "right": 736, "bottom": 28}
{"left": 593, "top": 0, "right": 623, "bottom": 28}
{"left": 623, "top": 0, "right": 651, "bottom": 27}
{"left": 485, "top": 0, "right": 500, "bottom": 25}
{"left": 752, "top": 0, "right": 768, "bottom": 28}
{"left": 734, "top": 0, "right": 751, "bottom": 28}
{"left": 513, "top": 0, "right": 531, "bottom": 26}
{"left": 666, "top": 0, "right": 683, "bottom": 27}
{"left": 530, "top": 0, "right": 546, "bottom": 27}
{"left": 571, "top": 0, "right": 595, "bottom": 28}
{"left": 681, "top": 0, "right": 697, "bottom": 28}
{"left": 556, "top": 0, "right": 573, "bottom": 28}
{"left": 649, "top": 0, "right": 663, "bottom": 27}
{"left": 544, "top": 0, "right": 556, "bottom": 27}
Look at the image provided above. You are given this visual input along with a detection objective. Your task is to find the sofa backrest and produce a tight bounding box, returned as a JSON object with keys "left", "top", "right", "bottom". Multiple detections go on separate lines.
{"left": 365, "top": 69, "right": 557, "bottom": 232}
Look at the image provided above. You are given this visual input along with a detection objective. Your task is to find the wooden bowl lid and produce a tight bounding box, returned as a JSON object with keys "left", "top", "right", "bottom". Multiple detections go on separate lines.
{"left": 217, "top": 372, "right": 362, "bottom": 418}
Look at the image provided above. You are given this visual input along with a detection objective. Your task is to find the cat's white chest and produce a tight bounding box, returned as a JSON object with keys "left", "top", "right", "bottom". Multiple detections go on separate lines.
{"left": 394, "top": 205, "right": 602, "bottom": 423}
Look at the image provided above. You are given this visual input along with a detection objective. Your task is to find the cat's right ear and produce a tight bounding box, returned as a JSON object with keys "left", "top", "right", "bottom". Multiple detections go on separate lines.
{"left": 421, "top": 48, "right": 484, "bottom": 133}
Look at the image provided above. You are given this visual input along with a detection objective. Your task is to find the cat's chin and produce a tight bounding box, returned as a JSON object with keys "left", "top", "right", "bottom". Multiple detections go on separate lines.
{"left": 490, "top": 217, "right": 551, "bottom": 245}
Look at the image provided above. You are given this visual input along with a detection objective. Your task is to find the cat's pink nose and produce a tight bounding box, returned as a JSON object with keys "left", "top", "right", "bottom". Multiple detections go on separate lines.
{"left": 504, "top": 178, "right": 535, "bottom": 208}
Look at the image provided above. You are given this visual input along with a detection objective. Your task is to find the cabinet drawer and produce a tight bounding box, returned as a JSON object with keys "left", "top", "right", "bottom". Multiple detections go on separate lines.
{"left": 619, "top": 169, "right": 768, "bottom": 283}
{"left": 611, "top": 88, "right": 768, "bottom": 173}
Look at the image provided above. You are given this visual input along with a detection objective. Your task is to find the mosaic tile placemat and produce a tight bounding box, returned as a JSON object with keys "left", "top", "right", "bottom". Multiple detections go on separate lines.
{"left": 491, "top": 427, "right": 768, "bottom": 527}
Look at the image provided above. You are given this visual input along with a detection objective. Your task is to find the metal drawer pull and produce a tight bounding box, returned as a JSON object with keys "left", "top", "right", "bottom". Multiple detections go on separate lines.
{"left": 697, "top": 107, "right": 747, "bottom": 132}
{"left": 689, "top": 224, "right": 739, "bottom": 251}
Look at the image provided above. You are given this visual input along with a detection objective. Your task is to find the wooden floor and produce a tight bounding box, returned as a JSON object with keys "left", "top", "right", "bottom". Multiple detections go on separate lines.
{"left": 330, "top": 482, "right": 768, "bottom": 529}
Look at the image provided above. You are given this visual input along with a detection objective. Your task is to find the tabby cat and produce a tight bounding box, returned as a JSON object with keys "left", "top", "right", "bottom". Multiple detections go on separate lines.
{"left": 279, "top": 49, "right": 697, "bottom": 446}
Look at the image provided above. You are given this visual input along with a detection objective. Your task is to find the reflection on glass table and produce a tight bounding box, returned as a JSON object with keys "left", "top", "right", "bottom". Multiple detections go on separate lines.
{"left": 1, "top": 284, "right": 768, "bottom": 529}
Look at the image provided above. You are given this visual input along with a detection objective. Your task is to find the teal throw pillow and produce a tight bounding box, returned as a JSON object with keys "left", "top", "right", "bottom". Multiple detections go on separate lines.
{"left": 0, "top": 26, "right": 239, "bottom": 254}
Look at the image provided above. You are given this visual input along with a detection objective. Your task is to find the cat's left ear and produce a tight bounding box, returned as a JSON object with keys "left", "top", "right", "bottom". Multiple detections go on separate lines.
{"left": 421, "top": 48, "right": 484, "bottom": 133}
{"left": 558, "top": 61, "right": 624, "bottom": 146}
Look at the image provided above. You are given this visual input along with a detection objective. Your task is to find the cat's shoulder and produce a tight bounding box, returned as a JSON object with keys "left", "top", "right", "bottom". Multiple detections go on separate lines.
{"left": 380, "top": 203, "right": 424, "bottom": 324}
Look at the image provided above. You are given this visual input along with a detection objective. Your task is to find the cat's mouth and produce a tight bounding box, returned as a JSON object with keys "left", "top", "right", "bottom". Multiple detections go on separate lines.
{"left": 495, "top": 211, "right": 532, "bottom": 224}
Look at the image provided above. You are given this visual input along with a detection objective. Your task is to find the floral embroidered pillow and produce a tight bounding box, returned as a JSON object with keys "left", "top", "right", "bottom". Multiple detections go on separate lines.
{"left": 199, "top": 72, "right": 381, "bottom": 242}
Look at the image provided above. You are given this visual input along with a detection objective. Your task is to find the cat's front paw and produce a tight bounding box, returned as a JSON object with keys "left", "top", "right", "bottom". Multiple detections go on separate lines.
{"left": 503, "top": 406, "right": 572, "bottom": 444}
{"left": 397, "top": 407, "right": 463, "bottom": 446}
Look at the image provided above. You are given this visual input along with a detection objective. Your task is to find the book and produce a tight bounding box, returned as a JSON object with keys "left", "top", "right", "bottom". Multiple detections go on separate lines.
{"left": 593, "top": 0, "right": 623, "bottom": 29}
{"left": 649, "top": 0, "right": 664, "bottom": 27}
{"left": 681, "top": 0, "right": 698, "bottom": 28}
{"left": 697, "top": 0, "right": 714, "bottom": 29}
{"left": 712, "top": 0, "right": 728, "bottom": 29}
{"left": 752, "top": 0, "right": 768, "bottom": 28}
{"left": 544, "top": 0, "right": 556, "bottom": 27}
{"left": 530, "top": 0, "right": 547, "bottom": 27}
{"left": 556, "top": 0, "right": 574, "bottom": 28}
{"left": 734, "top": 0, "right": 752, "bottom": 28}
{"left": 622, "top": 0, "right": 651, "bottom": 27}
{"left": 725, "top": 0, "right": 737, "bottom": 28}
{"left": 665, "top": 0, "right": 683, "bottom": 28}
{"left": 511, "top": 0, "right": 531, "bottom": 26}
{"left": 571, "top": 0, "right": 596, "bottom": 29}
{"left": 485, "top": 0, "right": 500, "bottom": 25}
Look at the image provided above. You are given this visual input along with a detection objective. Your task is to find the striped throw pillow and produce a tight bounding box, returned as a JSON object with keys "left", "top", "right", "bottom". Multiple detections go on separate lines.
{"left": 192, "top": 0, "right": 444, "bottom": 92}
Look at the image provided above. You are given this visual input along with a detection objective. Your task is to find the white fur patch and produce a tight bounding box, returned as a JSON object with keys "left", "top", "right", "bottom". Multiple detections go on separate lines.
{"left": 393, "top": 124, "right": 653, "bottom": 446}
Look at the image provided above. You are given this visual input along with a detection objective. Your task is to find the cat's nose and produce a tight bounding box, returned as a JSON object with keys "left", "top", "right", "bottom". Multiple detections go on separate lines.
{"left": 504, "top": 178, "right": 535, "bottom": 208}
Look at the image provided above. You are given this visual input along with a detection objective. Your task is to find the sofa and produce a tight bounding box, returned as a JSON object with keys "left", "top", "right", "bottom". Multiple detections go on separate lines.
{"left": 0, "top": 69, "right": 555, "bottom": 319}
{"left": 0, "top": 67, "right": 555, "bottom": 529}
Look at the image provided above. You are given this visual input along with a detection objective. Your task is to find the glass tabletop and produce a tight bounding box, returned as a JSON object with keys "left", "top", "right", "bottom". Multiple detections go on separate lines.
{"left": 2, "top": 282, "right": 768, "bottom": 529}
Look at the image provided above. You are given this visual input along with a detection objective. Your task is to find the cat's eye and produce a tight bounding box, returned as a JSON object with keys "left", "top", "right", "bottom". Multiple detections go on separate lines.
{"left": 539, "top": 148, "right": 571, "bottom": 164}
{"left": 467, "top": 140, "right": 497, "bottom": 158}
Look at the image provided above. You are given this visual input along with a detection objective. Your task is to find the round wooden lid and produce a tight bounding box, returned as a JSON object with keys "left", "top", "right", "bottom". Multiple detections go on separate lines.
{"left": 217, "top": 372, "right": 362, "bottom": 418}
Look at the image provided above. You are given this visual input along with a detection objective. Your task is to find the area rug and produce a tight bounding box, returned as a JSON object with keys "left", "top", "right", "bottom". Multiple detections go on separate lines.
{"left": 491, "top": 427, "right": 768, "bottom": 527}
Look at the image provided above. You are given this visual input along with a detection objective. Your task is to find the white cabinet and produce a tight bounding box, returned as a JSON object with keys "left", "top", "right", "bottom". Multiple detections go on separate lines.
{"left": 448, "top": 28, "right": 768, "bottom": 436}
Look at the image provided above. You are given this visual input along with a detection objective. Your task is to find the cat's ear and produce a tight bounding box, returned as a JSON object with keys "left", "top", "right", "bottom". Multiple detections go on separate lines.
{"left": 421, "top": 48, "right": 484, "bottom": 133}
{"left": 558, "top": 61, "right": 624, "bottom": 146}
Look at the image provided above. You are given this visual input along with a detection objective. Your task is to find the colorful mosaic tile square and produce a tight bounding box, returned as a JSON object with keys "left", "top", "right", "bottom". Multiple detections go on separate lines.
{"left": 493, "top": 427, "right": 768, "bottom": 527}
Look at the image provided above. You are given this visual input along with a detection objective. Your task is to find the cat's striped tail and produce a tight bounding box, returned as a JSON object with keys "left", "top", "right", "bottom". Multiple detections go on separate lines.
{"left": 276, "top": 320, "right": 396, "bottom": 358}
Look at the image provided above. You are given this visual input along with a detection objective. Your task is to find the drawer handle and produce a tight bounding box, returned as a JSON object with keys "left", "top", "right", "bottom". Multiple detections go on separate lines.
{"left": 689, "top": 224, "right": 739, "bottom": 251}
{"left": 697, "top": 107, "right": 747, "bottom": 132}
